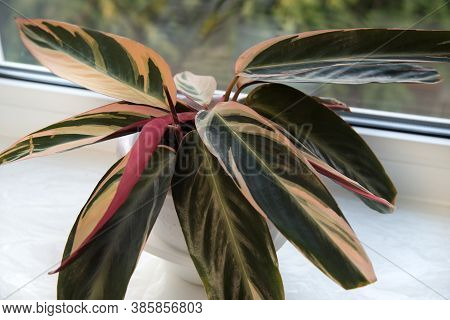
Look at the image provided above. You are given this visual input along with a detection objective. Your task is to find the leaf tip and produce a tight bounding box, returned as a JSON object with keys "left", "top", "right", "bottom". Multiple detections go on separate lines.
{"left": 49, "top": 256, "right": 71, "bottom": 275}
{"left": 343, "top": 275, "right": 378, "bottom": 290}
{"left": 48, "top": 268, "right": 59, "bottom": 275}
{"left": 15, "top": 17, "right": 28, "bottom": 28}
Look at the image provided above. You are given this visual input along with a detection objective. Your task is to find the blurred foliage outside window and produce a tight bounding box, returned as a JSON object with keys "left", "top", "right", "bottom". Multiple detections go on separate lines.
{"left": 0, "top": 0, "right": 449, "bottom": 119}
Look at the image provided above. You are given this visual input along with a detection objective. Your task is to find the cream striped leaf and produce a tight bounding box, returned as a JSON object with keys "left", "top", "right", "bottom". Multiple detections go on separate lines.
{"left": 235, "top": 29, "right": 450, "bottom": 86}
{"left": 51, "top": 114, "right": 196, "bottom": 274}
{"left": 174, "top": 71, "right": 217, "bottom": 107}
{"left": 172, "top": 131, "right": 284, "bottom": 300}
{"left": 0, "top": 101, "right": 167, "bottom": 166}
{"left": 58, "top": 144, "right": 176, "bottom": 299}
{"left": 17, "top": 18, "right": 177, "bottom": 110}
{"left": 195, "top": 102, "right": 376, "bottom": 289}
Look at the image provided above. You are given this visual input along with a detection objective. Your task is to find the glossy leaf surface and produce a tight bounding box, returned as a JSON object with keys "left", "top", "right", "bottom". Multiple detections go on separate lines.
{"left": 245, "top": 84, "right": 396, "bottom": 213}
{"left": 51, "top": 114, "right": 196, "bottom": 273}
{"left": 17, "top": 18, "right": 177, "bottom": 110}
{"left": 0, "top": 101, "right": 167, "bottom": 166}
{"left": 235, "top": 29, "right": 450, "bottom": 86}
{"left": 196, "top": 102, "right": 376, "bottom": 289}
{"left": 58, "top": 145, "right": 176, "bottom": 299}
{"left": 172, "top": 131, "right": 284, "bottom": 299}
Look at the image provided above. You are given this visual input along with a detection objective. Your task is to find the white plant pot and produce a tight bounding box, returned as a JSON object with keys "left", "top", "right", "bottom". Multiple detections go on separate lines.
{"left": 117, "top": 134, "right": 287, "bottom": 299}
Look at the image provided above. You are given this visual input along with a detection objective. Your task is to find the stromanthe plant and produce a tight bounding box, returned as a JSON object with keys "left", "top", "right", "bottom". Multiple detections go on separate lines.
{"left": 1, "top": 18, "right": 450, "bottom": 300}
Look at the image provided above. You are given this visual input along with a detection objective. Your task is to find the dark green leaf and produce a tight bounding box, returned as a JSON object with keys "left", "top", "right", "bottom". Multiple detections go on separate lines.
{"left": 245, "top": 84, "right": 397, "bottom": 213}
{"left": 0, "top": 102, "right": 167, "bottom": 166}
{"left": 196, "top": 102, "right": 376, "bottom": 289}
{"left": 172, "top": 131, "right": 284, "bottom": 299}
{"left": 17, "top": 18, "right": 177, "bottom": 110}
{"left": 236, "top": 29, "right": 450, "bottom": 85}
{"left": 58, "top": 145, "right": 176, "bottom": 299}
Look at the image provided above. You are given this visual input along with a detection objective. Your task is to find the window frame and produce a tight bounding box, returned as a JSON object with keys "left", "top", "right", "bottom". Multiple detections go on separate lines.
{"left": 0, "top": 63, "right": 449, "bottom": 138}
{"left": 0, "top": 34, "right": 4, "bottom": 62}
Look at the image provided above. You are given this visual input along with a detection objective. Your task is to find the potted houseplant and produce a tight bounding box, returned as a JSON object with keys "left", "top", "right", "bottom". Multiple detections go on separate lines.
{"left": 1, "top": 18, "right": 449, "bottom": 299}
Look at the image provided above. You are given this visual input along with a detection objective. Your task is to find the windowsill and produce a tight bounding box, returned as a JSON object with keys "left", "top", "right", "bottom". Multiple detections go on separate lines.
{"left": 0, "top": 135, "right": 448, "bottom": 299}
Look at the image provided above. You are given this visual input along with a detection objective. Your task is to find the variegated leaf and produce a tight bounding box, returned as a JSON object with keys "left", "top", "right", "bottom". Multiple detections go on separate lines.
{"left": 195, "top": 102, "right": 376, "bottom": 289}
{"left": 174, "top": 71, "right": 217, "bottom": 107}
{"left": 235, "top": 29, "right": 450, "bottom": 86}
{"left": 0, "top": 101, "right": 167, "bottom": 166}
{"left": 172, "top": 131, "right": 284, "bottom": 300}
{"left": 17, "top": 18, "right": 177, "bottom": 110}
{"left": 58, "top": 144, "right": 176, "bottom": 299}
{"left": 304, "top": 153, "right": 395, "bottom": 212}
{"left": 245, "top": 84, "right": 396, "bottom": 213}
{"left": 238, "top": 62, "right": 440, "bottom": 86}
{"left": 51, "top": 112, "right": 195, "bottom": 274}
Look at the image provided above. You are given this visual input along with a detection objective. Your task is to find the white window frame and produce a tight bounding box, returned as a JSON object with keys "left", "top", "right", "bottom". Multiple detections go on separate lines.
{"left": 0, "top": 34, "right": 4, "bottom": 62}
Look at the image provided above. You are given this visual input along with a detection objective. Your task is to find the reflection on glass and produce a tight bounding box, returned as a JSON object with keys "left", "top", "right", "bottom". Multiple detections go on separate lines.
{"left": 0, "top": 0, "right": 449, "bottom": 118}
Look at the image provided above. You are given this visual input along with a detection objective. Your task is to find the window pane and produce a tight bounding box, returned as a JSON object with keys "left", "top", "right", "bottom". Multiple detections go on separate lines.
{"left": 1, "top": 0, "right": 449, "bottom": 119}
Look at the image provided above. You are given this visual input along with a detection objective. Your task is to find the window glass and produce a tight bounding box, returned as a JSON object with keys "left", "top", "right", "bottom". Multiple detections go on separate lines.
{"left": 1, "top": 0, "right": 449, "bottom": 119}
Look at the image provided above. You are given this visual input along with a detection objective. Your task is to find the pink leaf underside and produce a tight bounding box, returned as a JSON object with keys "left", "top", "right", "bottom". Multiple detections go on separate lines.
{"left": 50, "top": 112, "right": 196, "bottom": 273}
{"left": 305, "top": 153, "right": 395, "bottom": 210}
{"left": 322, "top": 102, "right": 351, "bottom": 112}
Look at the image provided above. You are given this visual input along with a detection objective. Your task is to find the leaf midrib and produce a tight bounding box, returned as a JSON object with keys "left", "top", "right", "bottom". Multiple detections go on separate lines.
{"left": 215, "top": 112, "right": 313, "bottom": 211}
{"left": 200, "top": 142, "right": 256, "bottom": 299}
{"left": 212, "top": 112, "right": 366, "bottom": 273}
{"left": 244, "top": 56, "right": 443, "bottom": 72}
{"left": 277, "top": 116, "right": 393, "bottom": 207}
